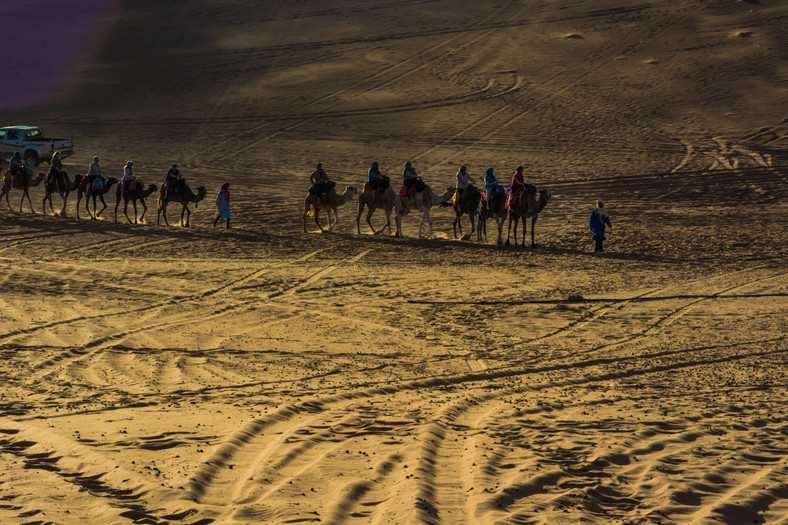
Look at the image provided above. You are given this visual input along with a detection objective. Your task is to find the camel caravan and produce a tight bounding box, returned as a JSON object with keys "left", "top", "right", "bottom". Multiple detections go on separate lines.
{"left": 303, "top": 162, "right": 552, "bottom": 246}
{"left": 4, "top": 152, "right": 552, "bottom": 243}
{"left": 2, "top": 153, "right": 207, "bottom": 227}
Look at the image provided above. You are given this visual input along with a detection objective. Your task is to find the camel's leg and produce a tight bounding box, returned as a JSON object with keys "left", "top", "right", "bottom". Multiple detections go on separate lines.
{"left": 23, "top": 189, "right": 35, "bottom": 213}
{"left": 139, "top": 201, "right": 147, "bottom": 223}
{"left": 85, "top": 194, "right": 93, "bottom": 219}
{"left": 182, "top": 205, "right": 190, "bottom": 227}
{"left": 42, "top": 193, "right": 49, "bottom": 214}
{"left": 327, "top": 207, "right": 336, "bottom": 233}
{"left": 453, "top": 212, "right": 461, "bottom": 239}
{"left": 495, "top": 216, "right": 505, "bottom": 245}
{"left": 124, "top": 200, "right": 133, "bottom": 224}
{"left": 60, "top": 192, "right": 68, "bottom": 217}
{"left": 424, "top": 210, "right": 433, "bottom": 239}
{"left": 520, "top": 216, "right": 527, "bottom": 248}
{"left": 531, "top": 215, "right": 538, "bottom": 248}
{"left": 1, "top": 187, "right": 10, "bottom": 211}
{"left": 384, "top": 206, "right": 392, "bottom": 235}
{"left": 364, "top": 208, "right": 376, "bottom": 235}
{"left": 132, "top": 201, "right": 139, "bottom": 224}
{"left": 505, "top": 215, "right": 514, "bottom": 246}
{"left": 356, "top": 200, "right": 364, "bottom": 234}
{"left": 19, "top": 191, "right": 26, "bottom": 212}
{"left": 313, "top": 208, "right": 325, "bottom": 233}
{"left": 303, "top": 198, "right": 312, "bottom": 233}
{"left": 158, "top": 204, "right": 170, "bottom": 226}
{"left": 114, "top": 199, "right": 121, "bottom": 222}
{"left": 96, "top": 195, "right": 107, "bottom": 217}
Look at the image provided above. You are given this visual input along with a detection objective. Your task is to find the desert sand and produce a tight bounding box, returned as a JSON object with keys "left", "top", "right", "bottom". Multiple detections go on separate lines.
{"left": 1, "top": 1, "right": 787, "bottom": 524}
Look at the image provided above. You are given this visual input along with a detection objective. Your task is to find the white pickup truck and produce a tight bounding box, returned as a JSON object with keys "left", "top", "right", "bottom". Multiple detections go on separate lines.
{"left": 0, "top": 126, "right": 74, "bottom": 168}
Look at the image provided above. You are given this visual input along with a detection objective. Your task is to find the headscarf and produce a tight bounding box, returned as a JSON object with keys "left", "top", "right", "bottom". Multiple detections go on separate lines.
{"left": 596, "top": 199, "right": 608, "bottom": 218}
{"left": 220, "top": 182, "right": 230, "bottom": 191}
{"left": 486, "top": 167, "right": 494, "bottom": 177}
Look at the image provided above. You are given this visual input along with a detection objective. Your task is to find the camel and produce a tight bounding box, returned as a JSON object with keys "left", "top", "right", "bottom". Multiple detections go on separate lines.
{"left": 477, "top": 189, "right": 508, "bottom": 245}
{"left": 1, "top": 169, "right": 45, "bottom": 213}
{"left": 114, "top": 181, "right": 158, "bottom": 224}
{"left": 302, "top": 185, "right": 359, "bottom": 233}
{"left": 394, "top": 184, "right": 454, "bottom": 239}
{"left": 75, "top": 176, "right": 118, "bottom": 220}
{"left": 441, "top": 186, "right": 482, "bottom": 240}
{"left": 42, "top": 170, "right": 79, "bottom": 216}
{"left": 505, "top": 188, "right": 553, "bottom": 248}
{"left": 157, "top": 181, "right": 207, "bottom": 227}
{"left": 356, "top": 177, "right": 396, "bottom": 235}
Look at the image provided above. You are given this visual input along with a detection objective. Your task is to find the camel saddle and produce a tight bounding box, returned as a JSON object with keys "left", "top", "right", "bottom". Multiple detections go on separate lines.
{"left": 4, "top": 169, "right": 30, "bottom": 189}
{"left": 363, "top": 175, "right": 390, "bottom": 195}
{"left": 44, "top": 169, "right": 63, "bottom": 191}
{"left": 118, "top": 179, "right": 143, "bottom": 195}
{"left": 399, "top": 178, "right": 425, "bottom": 197}
{"left": 79, "top": 174, "right": 94, "bottom": 191}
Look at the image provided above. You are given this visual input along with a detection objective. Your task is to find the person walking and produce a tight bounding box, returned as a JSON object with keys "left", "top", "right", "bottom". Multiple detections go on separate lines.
{"left": 590, "top": 199, "right": 612, "bottom": 252}
{"left": 214, "top": 182, "right": 231, "bottom": 228}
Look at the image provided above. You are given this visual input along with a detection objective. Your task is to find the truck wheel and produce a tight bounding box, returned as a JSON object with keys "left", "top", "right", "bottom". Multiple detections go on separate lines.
{"left": 24, "top": 151, "right": 39, "bottom": 168}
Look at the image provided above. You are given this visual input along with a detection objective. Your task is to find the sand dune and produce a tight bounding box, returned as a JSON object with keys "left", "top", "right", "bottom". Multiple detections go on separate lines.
{"left": 1, "top": 0, "right": 787, "bottom": 523}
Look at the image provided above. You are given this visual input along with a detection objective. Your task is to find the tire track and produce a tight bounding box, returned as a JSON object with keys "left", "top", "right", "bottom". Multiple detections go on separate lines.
{"left": 184, "top": 336, "right": 785, "bottom": 521}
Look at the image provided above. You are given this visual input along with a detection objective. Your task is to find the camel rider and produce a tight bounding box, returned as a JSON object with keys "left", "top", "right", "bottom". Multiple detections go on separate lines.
{"left": 455, "top": 165, "right": 476, "bottom": 203}
{"left": 483, "top": 167, "right": 498, "bottom": 209}
{"left": 368, "top": 161, "right": 382, "bottom": 193}
{"left": 506, "top": 165, "right": 525, "bottom": 210}
{"left": 402, "top": 161, "right": 423, "bottom": 195}
{"left": 8, "top": 152, "right": 25, "bottom": 183}
{"left": 484, "top": 167, "right": 497, "bottom": 195}
{"left": 86, "top": 156, "right": 102, "bottom": 188}
{"left": 48, "top": 151, "right": 63, "bottom": 185}
{"left": 163, "top": 163, "right": 181, "bottom": 197}
{"left": 120, "top": 160, "right": 134, "bottom": 194}
{"left": 309, "top": 162, "right": 333, "bottom": 196}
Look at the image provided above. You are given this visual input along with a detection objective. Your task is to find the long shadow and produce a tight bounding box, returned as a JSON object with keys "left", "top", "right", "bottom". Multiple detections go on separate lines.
{"left": 408, "top": 292, "right": 788, "bottom": 305}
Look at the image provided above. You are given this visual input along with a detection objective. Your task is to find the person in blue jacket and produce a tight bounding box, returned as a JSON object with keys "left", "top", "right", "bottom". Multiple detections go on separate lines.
{"left": 368, "top": 161, "right": 382, "bottom": 193}
{"left": 590, "top": 199, "right": 612, "bottom": 252}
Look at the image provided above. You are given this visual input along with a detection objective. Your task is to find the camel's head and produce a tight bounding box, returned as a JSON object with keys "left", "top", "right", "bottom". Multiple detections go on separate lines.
{"left": 196, "top": 186, "right": 208, "bottom": 203}
{"left": 540, "top": 189, "right": 552, "bottom": 202}
{"left": 345, "top": 185, "right": 359, "bottom": 196}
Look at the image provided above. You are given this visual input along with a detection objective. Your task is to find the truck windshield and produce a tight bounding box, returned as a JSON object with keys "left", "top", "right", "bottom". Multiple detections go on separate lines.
{"left": 24, "top": 129, "right": 43, "bottom": 139}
